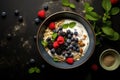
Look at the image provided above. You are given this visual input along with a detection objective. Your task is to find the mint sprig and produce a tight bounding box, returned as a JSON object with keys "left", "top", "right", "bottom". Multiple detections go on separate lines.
{"left": 62, "top": 0, "right": 76, "bottom": 9}
{"left": 62, "top": 22, "right": 76, "bottom": 29}
{"left": 84, "top": 0, "right": 120, "bottom": 45}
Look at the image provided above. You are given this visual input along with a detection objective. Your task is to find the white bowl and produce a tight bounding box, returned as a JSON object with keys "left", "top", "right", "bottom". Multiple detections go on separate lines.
{"left": 99, "top": 49, "right": 120, "bottom": 71}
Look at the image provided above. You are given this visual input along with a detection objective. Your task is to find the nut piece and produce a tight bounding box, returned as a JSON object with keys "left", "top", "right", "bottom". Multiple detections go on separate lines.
{"left": 80, "top": 48, "right": 83, "bottom": 54}
{"left": 78, "top": 40, "right": 85, "bottom": 47}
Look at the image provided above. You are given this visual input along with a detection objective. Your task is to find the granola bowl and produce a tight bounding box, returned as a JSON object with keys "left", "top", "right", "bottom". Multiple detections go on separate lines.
{"left": 36, "top": 11, "right": 96, "bottom": 69}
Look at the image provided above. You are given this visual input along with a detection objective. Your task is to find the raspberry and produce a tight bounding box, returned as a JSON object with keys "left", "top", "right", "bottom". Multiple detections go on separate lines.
{"left": 37, "top": 10, "right": 46, "bottom": 18}
{"left": 57, "top": 36, "right": 64, "bottom": 44}
{"left": 49, "top": 22, "right": 55, "bottom": 30}
{"left": 110, "top": 0, "right": 118, "bottom": 5}
{"left": 53, "top": 41, "right": 59, "bottom": 48}
{"left": 91, "top": 64, "right": 98, "bottom": 71}
{"left": 66, "top": 57, "right": 74, "bottom": 64}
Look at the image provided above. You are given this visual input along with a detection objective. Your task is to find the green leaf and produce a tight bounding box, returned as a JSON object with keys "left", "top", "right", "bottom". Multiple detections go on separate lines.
{"left": 102, "top": 0, "right": 111, "bottom": 12}
{"left": 41, "top": 40, "right": 48, "bottom": 47}
{"left": 84, "top": 2, "right": 94, "bottom": 12}
{"left": 110, "top": 7, "right": 120, "bottom": 15}
{"left": 69, "top": 22, "right": 76, "bottom": 28}
{"left": 35, "top": 67, "right": 40, "bottom": 73}
{"left": 108, "top": 32, "right": 120, "bottom": 41}
{"left": 69, "top": 3, "right": 76, "bottom": 9}
{"left": 62, "top": 0, "right": 69, "bottom": 6}
{"left": 62, "top": 23, "right": 69, "bottom": 29}
{"left": 102, "top": 27, "right": 114, "bottom": 37}
{"left": 85, "top": 14, "right": 98, "bottom": 21}
{"left": 52, "top": 32, "right": 58, "bottom": 41}
{"left": 28, "top": 67, "right": 35, "bottom": 74}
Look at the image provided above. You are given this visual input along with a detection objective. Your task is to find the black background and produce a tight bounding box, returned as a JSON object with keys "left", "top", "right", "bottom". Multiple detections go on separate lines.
{"left": 0, "top": 0, "right": 120, "bottom": 80}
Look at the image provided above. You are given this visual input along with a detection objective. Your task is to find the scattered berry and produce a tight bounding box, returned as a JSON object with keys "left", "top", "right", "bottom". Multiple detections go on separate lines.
{"left": 91, "top": 64, "right": 98, "bottom": 71}
{"left": 30, "top": 58, "right": 35, "bottom": 64}
{"left": 49, "top": 22, "right": 55, "bottom": 30}
{"left": 53, "top": 41, "right": 59, "bottom": 48}
{"left": 18, "top": 15, "right": 23, "bottom": 22}
{"left": 34, "top": 17, "right": 41, "bottom": 24}
{"left": 66, "top": 57, "right": 74, "bottom": 64}
{"left": 33, "top": 35, "right": 37, "bottom": 41}
{"left": 1, "top": 11, "right": 7, "bottom": 18}
{"left": 14, "top": 9, "right": 19, "bottom": 16}
{"left": 43, "top": 4, "right": 49, "bottom": 11}
{"left": 110, "top": 0, "right": 119, "bottom": 5}
{"left": 7, "top": 33, "right": 12, "bottom": 40}
{"left": 37, "top": 10, "right": 46, "bottom": 18}
{"left": 57, "top": 36, "right": 64, "bottom": 44}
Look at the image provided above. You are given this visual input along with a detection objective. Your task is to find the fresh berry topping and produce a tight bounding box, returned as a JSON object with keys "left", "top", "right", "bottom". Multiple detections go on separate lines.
{"left": 110, "top": 0, "right": 119, "bottom": 5}
{"left": 18, "top": 15, "right": 23, "bottom": 22}
{"left": 43, "top": 4, "right": 49, "bottom": 11}
{"left": 34, "top": 17, "right": 41, "bottom": 24}
{"left": 1, "top": 11, "right": 7, "bottom": 18}
{"left": 37, "top": 10, "right": 46, "bottom": 18}
{"left": 57, "top": 36, "right": 64, "bottom": 44}
{"left": 51, "top": 48, "right": 56, "bottom": 54}
{"left": 14, "top": 9, "right": 19, "bottom": 16}
{"left": 7, "top": 33, "right": 12, "bottom": 40}
{"left": 49, "top": 22, "right": 55, "bottom": 30}
{"left": 66, "top": 57, "right": 74, "bottom": 64}
{"left": 91, "top": 64, "right": 98, "bottom": 71}
{"left": 53, "top": 41, "right": 59, "bottom": 48}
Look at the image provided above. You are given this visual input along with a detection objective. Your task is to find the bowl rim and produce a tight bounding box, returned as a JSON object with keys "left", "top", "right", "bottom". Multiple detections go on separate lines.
{"left": 36, "top": 11, "right": 96, "bottom": 69}
{"left": 99, "top": 48, "right": 120, "bottom": 71}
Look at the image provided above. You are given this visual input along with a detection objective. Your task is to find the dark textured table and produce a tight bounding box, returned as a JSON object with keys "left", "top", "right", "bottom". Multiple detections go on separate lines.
{"left": 0, "top": 0, "right": 120, "bottom": 80}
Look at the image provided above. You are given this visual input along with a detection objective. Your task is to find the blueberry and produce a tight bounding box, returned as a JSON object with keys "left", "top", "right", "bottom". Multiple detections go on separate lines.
{"left": 76, "top": 48, "right": 80, "bottom": 52}
{"left": 33, "top": 35, "right": 37, "bottom": 41}
{"left": 66, "top": 39, "right": 71, "bottom": 44}
{"left": 55, "top": 48, "right": 62, "bottom": 55}
{"left": 58, "top": 27, "right": 63, "bottom": 31}
{"left": 14, "top": 9, "right": 19, "bottom": 16}
{"left": 41, "top": 64, "right": 45, "bottom": 68}
{"left": 18, "top": 15, "right": 23, "bottom": 22}
{"left": 47, "top": 43, "right": 53, "bottom": 49}
{"left": 64, "top": 42, "right": 68, "bottom": 47}
{"left": 74, "top": 38, "right": 78, "bottom": 42}
{"left": 67, "top": 34, "right": 72, "bottom": 39}
{"left": 74, "top": 31, "right": 78, "bottom": 36}
{"left": 7, "top": 33, "right": 12, "bottom": 40}
{"left": 29, "top": 58, "right": 36, "bottom": 64}
{"left": 46, "top": 37, "right": 51, "bottom": 42}
{"left": 73, "top": 46, "right": 76, "bottom": 51}
{"left": 67, "top": 30, "right": 71, "bottom": 34}
{"left": 43, "top": 4, "right": 48, "bottom": 11}
{"left": 34, "top": 17, "right": 41, "bottom": 24}
{"left": 1, "top": 11, "right": 7, "bottom": 18}
{"left": 51, "top": 48, "right": 55, "bottom": 54}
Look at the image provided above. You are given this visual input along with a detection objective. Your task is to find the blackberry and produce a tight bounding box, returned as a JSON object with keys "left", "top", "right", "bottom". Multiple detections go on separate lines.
{"left": 55, "top": 47, "right": 62, "bottom": 55}
{"left": 47, "top": 43, "right": 53, "bottom": 49}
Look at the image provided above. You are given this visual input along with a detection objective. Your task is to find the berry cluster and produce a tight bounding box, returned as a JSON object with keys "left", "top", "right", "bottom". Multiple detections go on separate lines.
{"left": 44, "top": 22, "right": 83, "bottom": 64}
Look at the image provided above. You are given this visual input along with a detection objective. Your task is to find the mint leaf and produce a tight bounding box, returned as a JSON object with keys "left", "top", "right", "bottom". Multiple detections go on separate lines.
{"left": 52, "top": 32, "right": 58, "bottom": 41}
{"left": 110, "top": 7, "right": 120, "bottom": 15}
{"left": 102, "top": 0, "right": 111, "bottom": 12}
{"left": 85, "top": 14, "right": 98, "bottom": 21}
{"left": 69, "top": 22, "right": 76, "bottom": 28}
{"left": 62, "top": 23, "right": 69, "bottom": 29}
{"left": 28, "top": 67, "right": 35, "bottom": 74}
{"left": 62, "top": 0, "right": 69, "bottom": 6}
{"left": 35, "top": 67, "right": 40, "bottom": 73}
{"left": 69, "top": 3, "right": 76, "bottom": 9}
{"left": 102, "top": 27, "right": 114, "bottom": 37}
{"left": 84, "top": 2, "right": 94, "bottom": 12}
{"left": 41, "top": 40, "right": 48, "bottom": 47}
{"left": 108, "top": 32, "right": 120, "bottom": 41}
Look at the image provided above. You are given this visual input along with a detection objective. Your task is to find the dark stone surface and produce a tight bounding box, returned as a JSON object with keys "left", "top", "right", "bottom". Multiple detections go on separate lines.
{"left": 0, "top": 0, "right": 120, "bottom": 80}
